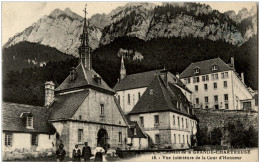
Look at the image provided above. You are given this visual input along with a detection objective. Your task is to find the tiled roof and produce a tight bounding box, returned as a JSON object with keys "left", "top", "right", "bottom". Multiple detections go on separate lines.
{"left": 55, "top": 63, "right": 114, "bottom": 94}
{"left": 48, "top": 90, "right": 89, "bottom": 120}
{"left": 113, "top": 69, "right": 191, "bottom": 93}
{"left": 113, "top": 69, "right": 161, "bottom": 91}
{"left": 180, "top": 58, "right": 232, "bottom": 78}
{"left": 2, "top": 102, "right": 56, "bottom": 134}
{"left": 128, "top": 75, "right": 195, "bottom": 118}
{"left": 125, "top": 116, "right": 147, "bottom": 138}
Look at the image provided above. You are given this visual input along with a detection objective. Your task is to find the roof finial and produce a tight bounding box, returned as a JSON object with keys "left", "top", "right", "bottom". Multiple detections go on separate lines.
{"left": 83, "top": 4, "right": 88, "bottom": 19}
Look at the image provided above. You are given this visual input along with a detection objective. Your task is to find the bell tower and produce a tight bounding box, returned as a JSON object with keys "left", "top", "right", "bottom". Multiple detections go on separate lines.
{"left": 120, "top": 56, "right": 126, "bottom": 80}
{"left": 79, "top": 5, "right": 92, "bottom": 70}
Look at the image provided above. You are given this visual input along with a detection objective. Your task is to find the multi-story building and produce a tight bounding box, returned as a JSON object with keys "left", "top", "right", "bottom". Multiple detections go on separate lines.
{"left": 128, "top": 74, "right": 198, "bottom": 149}
{"left": 179, "top": 57, "right": 255, "bottom": 110}
{"left": 113, "top": 57, "right": 192, "bottom": 114}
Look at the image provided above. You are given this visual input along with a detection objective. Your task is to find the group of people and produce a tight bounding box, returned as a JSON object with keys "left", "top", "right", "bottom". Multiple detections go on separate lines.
{"left": 56, "top": 142, "right": 105, "bottom": 162}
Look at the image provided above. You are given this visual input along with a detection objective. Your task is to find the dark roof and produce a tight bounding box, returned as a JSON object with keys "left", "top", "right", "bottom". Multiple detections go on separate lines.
{"left": 55, "top": 63, "right": 114, "bottom": 94}
{"left": 128, "top": 75, "right": 195, "bottom": 118}
{"left": 114, "top": 69, "right": 191, "bottom": 93}
{"left": 125, "top": 116, "right": 147, "bottom": 138}
{"left": 2, "top": 102, "right": 56, "bottom": 134}
{"left": 180, "top": 58, "right": 232, "bottom": 78}
{"left": 49, "top": 90, "right": 89, "bottom": 120}
{"left": 113, "top": 69, "right": 161, "bottom": 91}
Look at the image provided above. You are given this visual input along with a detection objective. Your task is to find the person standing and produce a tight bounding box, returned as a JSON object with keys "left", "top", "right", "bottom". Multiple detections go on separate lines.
{"left": 82, "top": 142, "right": 92, "bottom": 162}
{"left": 56, "top": 144, "right": 66, "bottom": 162}
{"left": 73, "top": 144, "right": 81, "bottom": 161}
{"left": 94, "top": 143, "right": 105, "bottom": 162}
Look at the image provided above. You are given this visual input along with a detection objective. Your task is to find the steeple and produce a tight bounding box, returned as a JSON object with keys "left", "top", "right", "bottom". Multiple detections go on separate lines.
{"left": 120, "top": 56, "right": 126, "bottom": 80}
{"left": 79, "top": 4, "right": 92, "bottom": 70}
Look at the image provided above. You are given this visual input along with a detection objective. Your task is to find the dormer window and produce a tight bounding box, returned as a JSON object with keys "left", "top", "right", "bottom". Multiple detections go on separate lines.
{"left": 212, "top": 65, "right": 218, "bottom": 71}
{"left": 194, "top": 67, "right": 200, "bottom": 74}
{"left": 93, "top": 75, "right": 101, "bottom": 85}
{"left": 26, "top": 116, "right": 33, "bottom": 129}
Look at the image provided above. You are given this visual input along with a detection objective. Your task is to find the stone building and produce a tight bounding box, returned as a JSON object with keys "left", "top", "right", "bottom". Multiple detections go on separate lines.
{"left": 128, "top": 74, "right": 198, "bottom": 149}
{"left": 179, "top": 57, "right": 255, "bottom": 110}
{"left": 2, "top": 102, "right": 56, "bottom": 160}
{"left": 46, "top": 10, "right": 128, "bottom": 157}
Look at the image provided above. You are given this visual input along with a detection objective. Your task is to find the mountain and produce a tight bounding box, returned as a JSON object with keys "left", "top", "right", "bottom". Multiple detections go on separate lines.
{"left": 2, "top": 41, "right": 74, "bottom": 75}
{"left": 100, "top": 2, "right": 257, "bottom": 45}
{"left": 4, "top": 8, "right": 102, "bottom": 56}
{"left": 4, "top": 2, "right": 257, "bottom": 57}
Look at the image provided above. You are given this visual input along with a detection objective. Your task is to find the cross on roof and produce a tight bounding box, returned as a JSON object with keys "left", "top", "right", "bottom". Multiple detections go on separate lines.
{"left": 83, "top": 4, "right": 88, "bottom": 19}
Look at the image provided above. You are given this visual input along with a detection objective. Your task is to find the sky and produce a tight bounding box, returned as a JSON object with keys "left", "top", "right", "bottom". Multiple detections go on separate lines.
{"left": 1, "top": 1, "right": 258, "bottom": 45}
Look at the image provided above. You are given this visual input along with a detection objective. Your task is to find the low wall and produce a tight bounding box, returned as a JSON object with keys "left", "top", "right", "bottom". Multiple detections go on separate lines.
{"left": 194, "top": 109, "right": 258, "bottom": 131}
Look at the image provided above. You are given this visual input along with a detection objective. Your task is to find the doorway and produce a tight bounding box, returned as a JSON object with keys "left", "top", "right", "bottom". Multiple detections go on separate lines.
{"left": 97, "top": 128, "right": 108, "bottom": 149}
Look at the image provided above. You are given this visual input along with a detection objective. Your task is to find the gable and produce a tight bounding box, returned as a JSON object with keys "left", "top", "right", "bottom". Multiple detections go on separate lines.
{"left": 71, "top": 89, "right": 128, "bottom": 126}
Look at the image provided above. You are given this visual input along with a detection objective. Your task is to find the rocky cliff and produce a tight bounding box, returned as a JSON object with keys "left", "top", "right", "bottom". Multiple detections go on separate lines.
{"left": 4, "top": 2, "right": 257, "bottom": 57}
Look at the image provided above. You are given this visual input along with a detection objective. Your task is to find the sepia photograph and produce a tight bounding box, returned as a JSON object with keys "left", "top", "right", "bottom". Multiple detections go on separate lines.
{"left": 1, "top": 1, "right": 258, "bottom": 161}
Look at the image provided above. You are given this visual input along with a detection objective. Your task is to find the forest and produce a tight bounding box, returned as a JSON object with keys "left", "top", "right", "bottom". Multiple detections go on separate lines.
{"left": 3, "top": 36, "right": 258, "bottom": 106}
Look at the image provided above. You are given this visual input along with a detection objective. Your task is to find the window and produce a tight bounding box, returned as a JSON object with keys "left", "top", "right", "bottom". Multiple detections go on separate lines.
{"left": 79, "top": 115, "right": 82, "bottom": 120}
{"left": 140, "top": 116, "right": 144, "bottom": 127}
{"left": 224, "top": 94, "right": 228, "bottom": 101}
{"left": 224, "top": 81, "right": 228, "bottom": 88}
{"left": 204, "top": 84, "right": 208, "bottom": 90}
{"left": 138, "top": 92, "right": 141, "bottom": 99}
{"left": 195, "top": 85, "right": 198, "bottom": 91}
{"left": 187, "top": 135, "right": 189, "bottom": 144}
{"left": 205, "top": 96, "right": 208, "bottom": 103}
{"left": 215, "top": 74, "right": 218, "bottom": 79}
{"left": 5, "top": 133, "right": 12, "bottom": 146}
{"left": 128, "top": 94, "right": 130, "bottom": 105}
{"left": 78, "top": 129, "right": 83, "bottom": 142}
{"left": 202, "top": 76, "right": 205, "bottom": 81}
{"left": 206, "top": 75, "right": 209, "bottom": 81}
{"left": 174, "top": 134, "right": 176, "bottom": 143}
{"left": 196, "top": 77, "right": 200, "bottom": 83}
{"left": 32, "top": 134, "right": 38, "bottom": 146}
{"left": 177, "top": 117, "right": 180, "bottom": 126}
{"left": 213, "top": 83, "right": 217, "bottom": 89}
{"left": 211, "top": 74, "right": 214, "bottom": 80}
{"left": 214, "top": 95, "right": 218, "bottom": 102}
{"left": 178, "top": 134, "right": 181, "bottom": 143}
{"left": 186, "top": 119, "right": 188, "bottom": 128}
{"left": 221, "top": 72, "right": 224, "bottom": 78}
{"left": 173, "top": 115, "right": 175, "bottom": 125}
{"left": 118, "top": 95, "right": 120, "bottom": 105}
{"left": 119, "top": 132, "right": 122, "bottom": 143}
{"left": 133, "top": 94, "right": 135, "bottom": 104}
{"left": 155, "top": 134, "right": 160, "bottom": 144}
{"left": 187, "top": 78, "right": 191, "bottom": 83}
{"left": 100, "top": 104, "right": 104, "bottom": 116}
{"left": 196, "top": 98, "right": 199, "bottom": 104}
{"left": 212, "top": 65, "right": 218, "bottom": 71}
{"left": 183, "top": 135, "right": 185, "bottom": 143}
{"left": 224, "top": 72, "right": 229, "bottom": 78}
{"left": 182, "top": 118, "right": 184, "bottom": 128}
{"left": 134, "top": 128, "right": 137, "bottom": 135}
{"left": 194, "top": 68, "right": 200, "bottom": 74}
{"left": 27, "top": 117, "right": 33, "bottom": 129}
{"left": 225, "top": 103, "right": 229, "bottom": 109}
{"left": 154, "top": 115, "right": 159, "bottom": 125}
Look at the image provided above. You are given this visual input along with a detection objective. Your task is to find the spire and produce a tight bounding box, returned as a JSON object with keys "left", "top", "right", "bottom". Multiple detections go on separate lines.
{"left": 79, "top": 4, "right": 92, "bottom": 70}
{"left": 120, "top": 56, "right": 126, "bottom": 80}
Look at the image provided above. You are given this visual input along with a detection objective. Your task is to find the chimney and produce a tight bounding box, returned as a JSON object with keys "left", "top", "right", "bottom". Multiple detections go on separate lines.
{"left": 160, "top": 69, "right": 168, "bottom": 86}
{"left": 230, "top": 57, "right": 235, "bottom": 70}
{"left": 176, "top": 72, "right": 180, "bottom": 79}
{"left": 241, "top": 72, "right": 245, "bottom": 84}
{"left": 45, "top": 81, "right": 55, "bottom": 107}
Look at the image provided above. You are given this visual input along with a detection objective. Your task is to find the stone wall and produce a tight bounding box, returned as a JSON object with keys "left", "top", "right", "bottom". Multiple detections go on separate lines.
{"left": 194, "top": 109, "right": 258, "bottom": 146}
{"left": 195, "top": 109, "right": 258, "bottom": 131}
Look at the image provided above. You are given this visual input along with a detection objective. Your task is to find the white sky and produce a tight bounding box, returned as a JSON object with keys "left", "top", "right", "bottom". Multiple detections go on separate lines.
{"left": 1, "top": 1, "right": 258, "bottom": 45}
